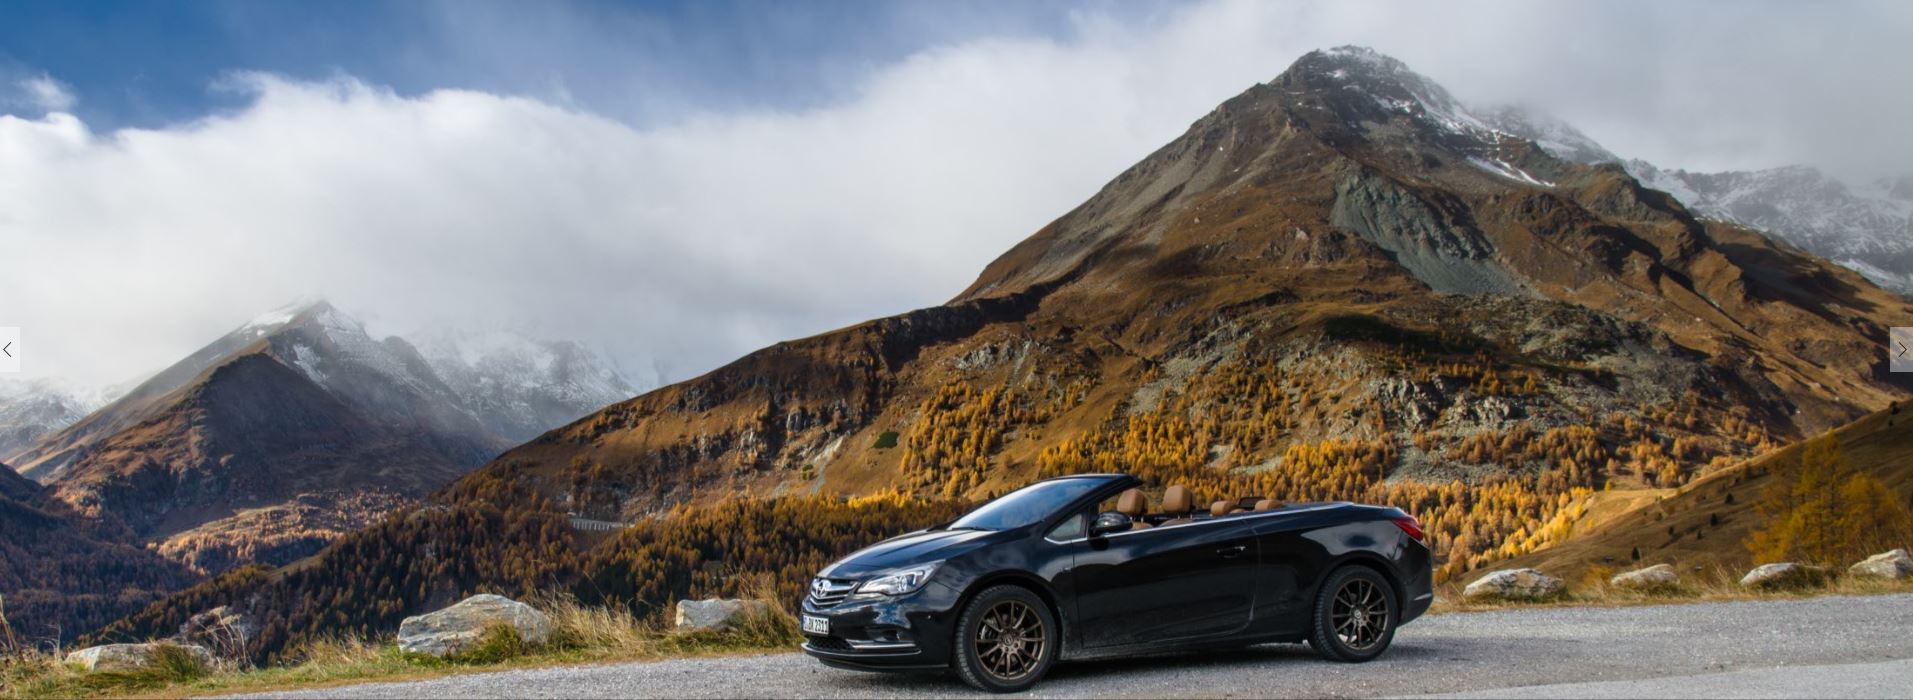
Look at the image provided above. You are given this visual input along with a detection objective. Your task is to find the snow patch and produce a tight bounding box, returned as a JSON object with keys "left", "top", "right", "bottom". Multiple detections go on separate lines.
{"left": 1468, "top": 157, "right": 1554, "bottom": 188}
{"left": 410, "top": 326, "right": 639, "bottom": 442}
{"left": 289, "top": 344, "right": 326, "bottom": 384}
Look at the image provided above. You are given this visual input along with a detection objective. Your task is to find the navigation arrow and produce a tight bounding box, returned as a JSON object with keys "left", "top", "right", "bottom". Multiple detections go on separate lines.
{"left": 1900, "top": 341, "right": 1910, "bottom": 358}
{"left": 1, "top": 341, "right": 9, "bottom": 358}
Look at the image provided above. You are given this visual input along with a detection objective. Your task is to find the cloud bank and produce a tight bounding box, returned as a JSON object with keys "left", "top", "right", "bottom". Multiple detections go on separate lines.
{"left": 3, "top": 0, "right": 1910, "bottom": 389}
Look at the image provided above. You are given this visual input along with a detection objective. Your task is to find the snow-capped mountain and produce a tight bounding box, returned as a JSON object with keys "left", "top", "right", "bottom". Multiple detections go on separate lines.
{"left": 412, "top": 329, "right": 638, "bottom": 443}
{"left": 1316, "top": 47, "right": 1913, "bottom": 297}
{"left": 8, "top": 300, "right": 499, "bottom": 574}
{"left": 0, "top": 378, "right": 137, "bottom": 463}
{"left": 12, "top": 300, "right": 502, "bottom": 485}
{"left": 9, "top": 300, "right": 641, "bottom": 576}
{"left": 1434, "top": 109, "right": 1912, "bottom": 292}
{"left": 1620, "top": 162, "right": 1913, "bottom": 293}
{"left": 1474, "top": 105, "right": 1619, "bottom": 167}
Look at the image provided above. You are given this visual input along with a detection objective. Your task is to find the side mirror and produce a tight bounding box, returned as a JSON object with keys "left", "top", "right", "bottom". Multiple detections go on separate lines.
{"left": 1090, "top": 511, "right": 1133, "bottom": 537}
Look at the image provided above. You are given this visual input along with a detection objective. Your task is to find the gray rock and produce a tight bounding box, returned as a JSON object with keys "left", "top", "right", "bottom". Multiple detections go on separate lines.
{"left": 1740, "top": 562, "right": 1832, "bottom": 589}
{"left": 179, "top": 605, "right": 256, "bottom": 649}
{"left": 675, "top": 599, "right": 775, "bottom": 632}
{"left": 397, "top": 594, "right": 551, "bottom": 657}
{"left": 1464, "top": 568, "right": 1565, "bottom": 600}
{"left": 1609, "top": 564, "right": 1680, "bottom": 589}
{"left": 65, "top": 643, "right": 214, "bottom": 673}
{"left": 1849, "top": 549, "right": 1913, "bottom": 579}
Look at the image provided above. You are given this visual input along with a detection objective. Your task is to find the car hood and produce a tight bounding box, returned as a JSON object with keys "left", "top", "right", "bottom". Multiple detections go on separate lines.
{"left": 819, "top": 528, "right": 1001, "bottom": 577}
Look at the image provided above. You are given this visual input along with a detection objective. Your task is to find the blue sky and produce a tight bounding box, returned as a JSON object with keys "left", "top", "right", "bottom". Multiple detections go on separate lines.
{"left": 1, "top": 0, "right": 1108, "bottom": 130}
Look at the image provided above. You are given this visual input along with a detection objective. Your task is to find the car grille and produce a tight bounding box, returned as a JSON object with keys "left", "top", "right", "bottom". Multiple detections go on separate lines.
{"left": 808, "top": 578, "right": 857, "bottom": 607}
{"left": 805, "top": 636, "right": 853, "bottom": 652}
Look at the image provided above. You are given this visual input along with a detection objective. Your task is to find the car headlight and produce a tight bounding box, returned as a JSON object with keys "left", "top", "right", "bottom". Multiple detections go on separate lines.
{"left": 852, "top": 562, "right": 942, "bottom": 598}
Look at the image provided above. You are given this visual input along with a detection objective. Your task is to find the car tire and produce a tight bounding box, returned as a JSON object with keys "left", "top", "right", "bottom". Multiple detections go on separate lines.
{"left": 1308, "top": 565, "right": 1399, "bottom": 663}
{"left": 952, "top": 585, "right": 1058, "bottom": 693}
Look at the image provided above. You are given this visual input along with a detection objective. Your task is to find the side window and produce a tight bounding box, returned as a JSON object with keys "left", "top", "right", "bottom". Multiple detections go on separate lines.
{"left": 1046, "top": 512, "right": 1085, "bottom": 541}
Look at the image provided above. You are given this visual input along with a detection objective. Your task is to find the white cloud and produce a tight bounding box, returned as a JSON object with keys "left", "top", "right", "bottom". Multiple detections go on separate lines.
{"left": 1, "top": 0, "right": 1910, "bottom": 390}
{"left": 14, "top": 74, "right": 76, "bottom": 113}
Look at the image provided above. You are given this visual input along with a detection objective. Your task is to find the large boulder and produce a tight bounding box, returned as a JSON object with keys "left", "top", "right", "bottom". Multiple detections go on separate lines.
{"left": 65, "top": 643, "right": 214, "bottom": 673}
{"left": 397, "top": 594, "right": 551, "bottom": 657}
{"left": 1609, "top": 564, "right": 1680, "bottom": 590}
{"left": 1463, "top": 568, "right": 1565, "bottom": 600}
{"left": 1849, "top": 549, "right": 1913, "bottom": 579}
{"left": 1740, "top": 562, "right": 1832, "bottom": 590}
{"left": 675, "top": 599, "right": 775, "bottom": 632}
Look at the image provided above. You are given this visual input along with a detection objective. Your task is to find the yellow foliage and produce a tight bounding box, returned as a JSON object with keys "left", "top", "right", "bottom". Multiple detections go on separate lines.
{"left": 1745, "top": 434, "right": 1913, "bottom": 564}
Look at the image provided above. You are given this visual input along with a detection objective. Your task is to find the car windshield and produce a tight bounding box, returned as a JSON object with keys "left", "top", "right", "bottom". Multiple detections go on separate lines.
{"left": 947, "top": 478, "right": 1109, "bottom": 531}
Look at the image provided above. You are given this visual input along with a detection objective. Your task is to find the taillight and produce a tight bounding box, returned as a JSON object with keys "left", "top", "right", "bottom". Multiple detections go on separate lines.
{"left": 1392, "top": 516, "right": 1425, "bottom": 543}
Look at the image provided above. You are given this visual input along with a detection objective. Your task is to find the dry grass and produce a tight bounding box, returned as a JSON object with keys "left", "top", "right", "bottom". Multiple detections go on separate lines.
{"left": 2, "top": 643, "right": 221, "bottom": 699}
{"left": 1496, "top": 409, "right": 1913, "bottom": 584}
{"left": 0, "top": 585, "right": 801, "bottom": 700}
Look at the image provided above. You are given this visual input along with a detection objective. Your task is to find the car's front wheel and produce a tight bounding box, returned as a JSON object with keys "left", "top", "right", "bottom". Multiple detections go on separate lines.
{"left": 1308, "top": 565, "right": 1399, "bottom": 662}
{"left": 952, "top": 585, "right": 1057, "bottom": 693}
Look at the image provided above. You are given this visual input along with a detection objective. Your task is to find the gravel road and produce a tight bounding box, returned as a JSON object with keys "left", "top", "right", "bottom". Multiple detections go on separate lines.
{"left": 239, "top": 594, "right": 1913, "bottom": 699}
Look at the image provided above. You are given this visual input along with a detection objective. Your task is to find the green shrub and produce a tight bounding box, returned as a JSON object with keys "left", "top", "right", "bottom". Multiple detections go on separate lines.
{"left": 872, "top": 431, "right": 899, "bottom": 449}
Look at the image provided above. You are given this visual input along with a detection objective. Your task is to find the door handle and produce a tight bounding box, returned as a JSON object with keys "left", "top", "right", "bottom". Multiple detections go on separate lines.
{"left": 1217, "top": 545, "right": 1247, "bottom": 558}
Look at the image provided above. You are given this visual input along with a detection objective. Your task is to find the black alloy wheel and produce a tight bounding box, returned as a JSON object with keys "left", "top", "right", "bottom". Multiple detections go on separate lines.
{"left": 1309, "top": 565, "right": 1399, "bottom": 662}
{"left": 953, "top": 585, "right": 1057, "bottom": 692}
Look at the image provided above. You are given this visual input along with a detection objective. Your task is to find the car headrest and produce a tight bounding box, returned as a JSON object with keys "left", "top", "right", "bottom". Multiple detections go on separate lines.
{"left": 1210, "top": 500, "right": 1236, "bottom": 517}
{"left": 1163, "top": 485, "right": 1193, "bottom": 514}
{"left": 1116, "top": 488, "right": 1147, "bottom": 517}
{"left": 1253, "top": 499, "right": 1282, "bottom": 511}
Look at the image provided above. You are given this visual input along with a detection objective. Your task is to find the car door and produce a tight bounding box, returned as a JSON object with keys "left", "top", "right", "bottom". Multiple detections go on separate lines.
{"left": 1246, "top": 509, "right": 1315, "bottom": 633}
{"left": 1069, "top": 517, "right": 1260, "bottom": 648}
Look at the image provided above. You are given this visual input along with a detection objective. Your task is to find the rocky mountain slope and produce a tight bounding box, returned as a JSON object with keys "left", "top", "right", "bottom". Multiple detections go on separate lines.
{"left": 480, "top": 45, "right": 1907, "bottom": 522}
{"left": 1620, "top": 164, "right": 1913, "bottom": 294}
{"left": 1470, "top": 99, "right": 1913, "bottom": 297}
{"left": 10, "top": 302, "right": 512, "bottom": 575}
{"left": 2, "top": 303, "right": 639, "bottom": 638}
{"left": 100, "top": 47, "right": 1913, "bottom": 659}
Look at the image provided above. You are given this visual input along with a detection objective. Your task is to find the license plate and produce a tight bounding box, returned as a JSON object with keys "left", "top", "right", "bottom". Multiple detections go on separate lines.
{"left": 801, "top": 614, "right": 830, "bottom": 635}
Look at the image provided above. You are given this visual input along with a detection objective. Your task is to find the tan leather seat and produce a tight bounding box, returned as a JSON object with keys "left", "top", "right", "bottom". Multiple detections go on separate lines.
{"left": 1116, "top": 488, "right": 1153, "bottom": 530}
{"left": 1160, "top": 485, "right": 1196, "bottom": 526}
{"left": 1211, "top": 500, "right": 1248, "bottom": 517}
{"left": 1253, "top": 498, "right": 1284, "bottom": 511}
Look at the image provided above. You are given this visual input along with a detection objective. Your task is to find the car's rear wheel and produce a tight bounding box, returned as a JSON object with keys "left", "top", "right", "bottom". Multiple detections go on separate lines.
{"left": 952, "top": 585, "right": 1057, "bottom": 693}
{"left": 1309, "top": 565, "right": 1398, "bottom": 662}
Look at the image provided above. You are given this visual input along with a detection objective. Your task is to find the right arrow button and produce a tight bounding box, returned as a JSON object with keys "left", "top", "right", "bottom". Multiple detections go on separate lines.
{"left": 1894, "top": 327, "right": 1913, "bottom": 373}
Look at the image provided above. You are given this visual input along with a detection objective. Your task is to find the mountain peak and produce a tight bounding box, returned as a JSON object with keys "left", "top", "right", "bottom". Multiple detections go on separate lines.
{"left": 240, "top": 298, "right": 340, "bottom": 337}
{"left": 1294, "top": 45, "right": 1411, "bottom": 76}
{"left": 1278, "top": 46, "right": 1458, "bottom": 110}
{"left": 1268, "top": 46, "right": 1517, "bottom": 156}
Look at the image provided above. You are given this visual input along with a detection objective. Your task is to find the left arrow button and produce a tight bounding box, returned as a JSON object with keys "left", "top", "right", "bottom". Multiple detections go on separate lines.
{"left": 0, "top": 327, "right": 16, "bottom": 374}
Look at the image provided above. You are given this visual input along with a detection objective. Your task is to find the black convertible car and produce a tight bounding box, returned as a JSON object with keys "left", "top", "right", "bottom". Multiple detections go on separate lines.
{"left": 799, "top": 474, "right": 1434, "bottom": 692}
